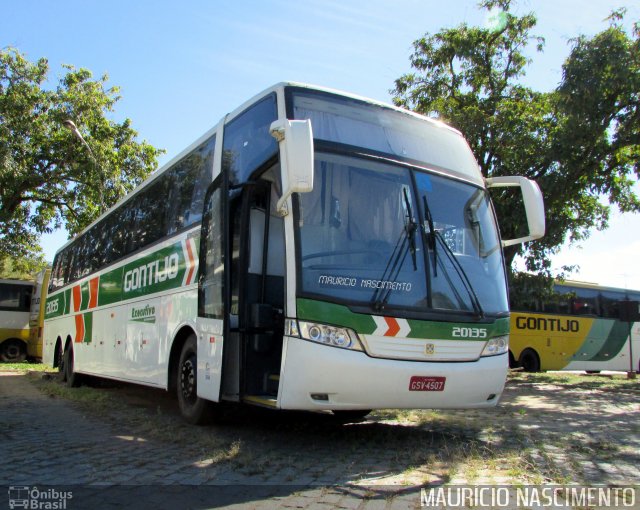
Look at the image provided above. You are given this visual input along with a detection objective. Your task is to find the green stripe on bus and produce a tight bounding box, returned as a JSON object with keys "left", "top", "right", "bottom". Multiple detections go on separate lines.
{"left": 571, "top": 320, "right": 612, "bottom": 361}
{"left": 99, "top": 267, "right": 123, "bottom": 306}
{"left": 80, "top": 281, "right": 90, "bottom": 311}
{"left": 297, "top": 298, "right": 376, "bottom": 333}
{"left": 64, "top": 289, "right": 71, "bottom": 315}
{"left": 590, "top": 320, "right": 629, "bottom": 361}
{"left": 296, "top": 298, "right": 509, "bottom": 339}
{"left": 84, "top": 312, "right": 93, "bottom": 344}
{"left": 407, "top": 317, "right": 509, "bottom": 339}
{"left": 46, "top": 239, "right": 199, "bottom": 319}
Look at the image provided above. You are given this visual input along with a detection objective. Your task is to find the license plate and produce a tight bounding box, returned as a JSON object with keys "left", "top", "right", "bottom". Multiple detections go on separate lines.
{"left": 409, "top": 376, "right": 446, "bottom": 391}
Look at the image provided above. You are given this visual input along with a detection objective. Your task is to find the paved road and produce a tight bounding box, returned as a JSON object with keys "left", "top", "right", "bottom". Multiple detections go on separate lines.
{"left": 1, "top": 371, "right": 639, "bottom": 509}
{"left": 0, "top": 372, "right": 420, "bottom": 509}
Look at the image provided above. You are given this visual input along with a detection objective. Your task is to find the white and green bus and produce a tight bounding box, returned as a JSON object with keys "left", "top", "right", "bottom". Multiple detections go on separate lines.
{"left": 43, "top": 83, "right": 545, "bottom": 423}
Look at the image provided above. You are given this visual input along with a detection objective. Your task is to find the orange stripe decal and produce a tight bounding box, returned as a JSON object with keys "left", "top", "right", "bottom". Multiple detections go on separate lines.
{"left": 74, "top": 314, "right": 85, "bottom": 343}
{"left": 384, "top": 317, "right": 400, "bottom": 337}
{"left": 88, "top": 277, "right": 99, "bottom": 309}
{"left": 72, "top": 285, "right": 82, "bottom": 312}
{"left": 185, "top": 239, "right": 196, "bottom": 285}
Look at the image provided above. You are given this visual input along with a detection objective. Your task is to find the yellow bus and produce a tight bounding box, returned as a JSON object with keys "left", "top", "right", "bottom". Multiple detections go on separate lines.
{"left": 0, "top": 278, "right": 34, "bottom": 362}
{"left": 510, "top": 281, "right": 640, "bottom": 372}
{"left": 28, "top": 269, "right": 51, "bottom": 360}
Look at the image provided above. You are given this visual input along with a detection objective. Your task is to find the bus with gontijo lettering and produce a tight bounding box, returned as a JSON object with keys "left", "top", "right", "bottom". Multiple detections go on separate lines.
{"left": 0, "top": 279, "right": 33, "bottom": 362}
{"left": 43, "top": 83, "right": 545, "bottom": 423}
{"left": 510, "top": 280, "right": 640, "bottom": 372}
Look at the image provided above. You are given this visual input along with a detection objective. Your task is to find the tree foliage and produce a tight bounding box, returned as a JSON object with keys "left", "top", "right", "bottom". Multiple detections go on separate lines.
{"left": 393, "top": 1, "right": 640, "bottom": 277}
{"left": 0, "top": 253, "right": 48, "bottom": 280}
{"left": 0, "top": 48, "right": 163, "bottom": 270}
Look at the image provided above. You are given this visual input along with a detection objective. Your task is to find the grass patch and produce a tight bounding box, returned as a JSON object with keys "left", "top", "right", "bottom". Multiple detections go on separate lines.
{"left": 0, "top": 360, "right": 53, "bottom": 372}
{"left": 33, "top": 376, "right": 114, "bottom": 412}
{"left": 509, "top": 371, "right": 640, "bottom": 391}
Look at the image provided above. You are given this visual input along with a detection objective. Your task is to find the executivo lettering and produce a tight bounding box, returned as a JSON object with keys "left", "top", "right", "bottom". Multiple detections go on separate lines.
{"left": 124, "top": 253, "right": 179, "bottom": 293}
{"left": 130, "top": 304, "right": 156, "bottom": 323}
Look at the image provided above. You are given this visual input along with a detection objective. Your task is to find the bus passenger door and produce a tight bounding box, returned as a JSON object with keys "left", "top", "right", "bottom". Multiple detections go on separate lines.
{"left": 237, "top": 181, "right": 286, "bottom": 406}
{"left": 196, "top": 180, "right": 225, "bottom": 402}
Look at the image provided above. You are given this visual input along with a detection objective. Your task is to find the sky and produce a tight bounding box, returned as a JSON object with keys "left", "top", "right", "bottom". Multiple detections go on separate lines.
{"left": 2, "top": 0, "right": 639, "bottom": 289}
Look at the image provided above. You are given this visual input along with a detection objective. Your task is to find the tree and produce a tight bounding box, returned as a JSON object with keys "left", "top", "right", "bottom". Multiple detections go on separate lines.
{"left": 392, "top": 1, "right": 640, "bottom": 278}
{"left": 0, "top": 253, "right": 48, "bottom": 280}
{"left": 0, "top": 48, "right": 163, "bottom": 272}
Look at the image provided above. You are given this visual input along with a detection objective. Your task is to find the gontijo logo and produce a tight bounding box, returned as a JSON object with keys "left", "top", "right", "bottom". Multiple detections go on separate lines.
{"left": 124, "top": 253, "right": 179, "bottom": 293}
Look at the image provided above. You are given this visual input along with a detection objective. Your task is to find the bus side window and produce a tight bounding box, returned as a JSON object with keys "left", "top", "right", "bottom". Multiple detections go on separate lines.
{"left": 166, "top": 135, "right": 215, "bottom": 235}
{"left": 199, "top": 185, "right": 224, "bottom": 319}
{"left": 222, "top": 95, "right": 278, "bottom": 185}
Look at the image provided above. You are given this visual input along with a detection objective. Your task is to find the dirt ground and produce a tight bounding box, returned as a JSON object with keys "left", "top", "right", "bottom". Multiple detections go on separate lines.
{"left": 1, "top": 368, "right": 638, "bottom": 509}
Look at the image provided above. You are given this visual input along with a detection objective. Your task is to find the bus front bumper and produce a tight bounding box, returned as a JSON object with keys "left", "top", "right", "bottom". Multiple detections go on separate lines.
{"left": 278, "top": 337, "right": 508, "bottom": 410}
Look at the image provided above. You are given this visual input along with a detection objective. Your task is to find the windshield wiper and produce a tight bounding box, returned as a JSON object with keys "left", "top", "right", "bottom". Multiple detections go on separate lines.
{"left": 370, "top": 188, "right": 417, "bottom": 312}
{"left": 433, "top": 231, "right": 485, "bottom": 319}
{"left": 421, "top": 192, "right": 483, "bottom": 318}
{"left": 404, "top": 188, "right": 418, "bottom": 271}
{"left": 422, "top": 195, "right": 437, "bottom": 277}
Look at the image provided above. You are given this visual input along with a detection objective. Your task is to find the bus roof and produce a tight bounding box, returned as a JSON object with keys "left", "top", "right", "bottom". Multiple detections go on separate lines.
{"left": 53, "top": 82, "right": 475, "bottom": 255}
{"left": 557, "top": 279, "right": 640, "bottom": 296}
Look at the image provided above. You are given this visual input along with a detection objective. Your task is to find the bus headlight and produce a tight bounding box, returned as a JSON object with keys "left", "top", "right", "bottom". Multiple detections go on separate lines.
{"left": 481, "top": 335, "right": 509, "bottom": 357}
{"left": 286, "top": 319, "right": 363, "bottom": 351}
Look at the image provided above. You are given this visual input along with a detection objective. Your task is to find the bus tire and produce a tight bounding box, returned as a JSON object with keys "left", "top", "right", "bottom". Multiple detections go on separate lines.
{"left": 0, "top": 339, "right": 26, "bottom": 362}
{"left": 519, "top": 348, "right": 540, "bottom": 373}
{"left": 63, "top": 345, "right": 81, "bottom": 387}
{"left": 56, "top": 341, "right": 67, "bottom": 381}
{"left": 177, "top": 334, "right": 214, "bottom": 425}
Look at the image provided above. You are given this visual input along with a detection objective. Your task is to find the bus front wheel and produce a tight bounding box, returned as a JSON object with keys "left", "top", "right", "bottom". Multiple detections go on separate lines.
{"left": 177, "top": 335, "right": 214, "bottom": 425}
{"left": 519, "top": 348, "right": 541, "bottom": 373}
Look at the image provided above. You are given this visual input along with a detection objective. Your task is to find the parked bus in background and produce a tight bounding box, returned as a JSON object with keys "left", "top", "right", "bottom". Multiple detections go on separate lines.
{"left": 43, "top": 83, "right": 545, "bottom": 423}
{"left": 28, "top": 269, "right": 51, "bottom": 360}
{"left": 0, "top": 279, "right": 34, "bottom": 362}
{"left": 510, "top": 280, "right": 640, "bottom": 372}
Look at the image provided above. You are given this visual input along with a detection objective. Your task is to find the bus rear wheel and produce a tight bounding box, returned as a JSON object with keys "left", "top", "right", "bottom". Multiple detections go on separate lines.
{"left": 63, "top": 345, "right": 81, "bottom": 387}
{"left": 56, "top": 342, "right": 66, "bottom": 381}
{"left": 177, "top": 334, "right": 214, "bottom": 425}
{"left": 0, "top": 339, "right": 26, "bottom": 362}
{"left": 519, "top": 348, "right": 541, "bottom": 373}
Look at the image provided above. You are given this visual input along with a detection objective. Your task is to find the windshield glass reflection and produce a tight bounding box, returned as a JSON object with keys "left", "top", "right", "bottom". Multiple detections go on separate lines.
{"left": 296, "top": 153, "right": 509, "bottom": 315}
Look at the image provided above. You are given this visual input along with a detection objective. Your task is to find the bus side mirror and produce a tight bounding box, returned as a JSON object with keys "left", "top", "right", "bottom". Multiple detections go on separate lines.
{"left": 270, "top": 119, "right": 314, "bottom": 216}
{"left": 486, "top": 176, "right": 545, "bottom": 247}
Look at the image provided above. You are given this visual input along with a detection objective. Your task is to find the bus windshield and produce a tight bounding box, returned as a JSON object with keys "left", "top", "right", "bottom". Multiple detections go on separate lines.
{"left": 290, "top": 89, "right": 483, "bottom": 186}
{"left": 296, "top": 153, "right": 509, "bottom": 316}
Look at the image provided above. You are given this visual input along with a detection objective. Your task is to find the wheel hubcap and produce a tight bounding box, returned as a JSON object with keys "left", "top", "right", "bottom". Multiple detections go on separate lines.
{"left": 180, "top": 357, "right": 197, "bottom": 403}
